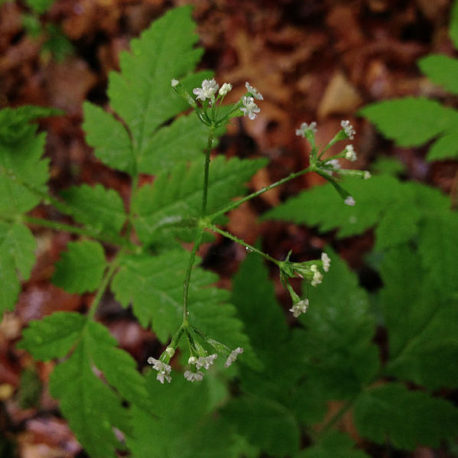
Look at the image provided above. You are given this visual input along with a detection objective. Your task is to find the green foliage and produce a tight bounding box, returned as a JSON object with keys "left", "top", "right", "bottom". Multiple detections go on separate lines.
{"left": 25, "top": 0, "right": 55, "bottom": 15}
{"left": 128, "top": 374, "right": 237, "bottom": 458}
{"left": 112, "top": 248, "right": 257, "bottom": 365}
{"left": 354, "top": 384, "right": 458, "bottom": 450}
{"left": 60, "top": 184, "right": 127, "bottom": 235}
{"left": 296, "top": 432, "right": 369, "bottom": 458}
{"left": 0, "top": 222, "right": 36, "bottom": 315}
{"left": 52, "top": 240, "right": 107, "bottom": 293}
{"left": 84, "top": 6, "right": 210, "bottom": 176}
{"left": 20, "top": 313, "right": 150, "bottom": 458}
{"left": 133, "top": 156, "right": 266, "bottom": 245}
{"left": 360, "top": 10, "right": 458, "bottom": 161}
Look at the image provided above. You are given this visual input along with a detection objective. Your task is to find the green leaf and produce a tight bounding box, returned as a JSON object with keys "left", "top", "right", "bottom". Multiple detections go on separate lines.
{"left": 300, "top": 250, "right": 379, "bottom": 398}
{"left": 136, "top": 114, "right": 210, "bottom": 175}
{"left": 359, "top": 97, "right": 458, "bottom": 146}
{"left": 427, "top": 129, "right": 458, "bottom": 161}
{"left": 25, "top": 0, "right": 54, "bottom": 14}
{"left": 52, "top": 240, "right": 107, "bottom": 294}
{"left": 103, "top": 6, "right": 207, "bottom": 173}
{"left": 0, "top": 222, "right": 36, "bottom": 316}
{"left": 370, "top": 156, "right": 406, "bottom": 176}
{"left": 128, "top": 373, "right": 237, "bottom": 458}
{"left": 296, "top": 431, "right": 369, "bottom": 458}
{"left": 418, "top": 54, "right": 458, "bottom": 95}
{"left": 60, "top": 184, "right": 127, "bottom": 234}
{"left": 380, "top": 246, "right": 458, "bottom": 389}
{"left": 450, "top": 0, "right": 458, "bottom": 48}
{"left": 0, "top": 132, "right": 49, "bottom": 216}
{"left": 18, "top": 312, "right": 86, "bottom": 360}
{"left": 0, "top": 105, "right": 60, "bottom": 145}
{"left": 83, "top": 103, "right": 135, "bottom": 175}
{"left": 223, "top": 396, "right": 300, "bottom": 457}
{"left": 112, "top": 249, "right": 255, "bottom": 364}
{"left": 133, "top": 157, "right": 267, "bottom": 245}
{"left": 354, "top": 383, "right": 458, "bottom": 450}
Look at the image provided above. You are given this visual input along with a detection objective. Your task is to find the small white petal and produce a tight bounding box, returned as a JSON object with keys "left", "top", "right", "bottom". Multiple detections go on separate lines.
{"left": 321, "top": 253, "right": 331, "bottom": 272}
{"left": 219, "top": 83, "right": 232, "bottom": 96}
{"left": 240, "top": 96, "right": 260, "bottom": 120}
{"left": 344, "top": 145, "right": 357, "bottom": 161}
{"left": 341, "top": 120, "right": 356, "bottom": 140}
{"left": 296, "top": 121, "right": 317, "bottom": 137}
{"left": 171, "top": 79, "right": 179, "bottom": 87}
{"left": 344, "top": 196, "right": 356, "bottom": 206}
{"left": 363, "top": 171, "right": 371, "bottom": 180}
{"left": 245, "top": 82, "right": 263, "bottom": 100}
{"left": 289, "top": 299, "right": 309, "bottom": 318}
{"left": 225, "top": 347, "right": 244, "bottom": 368}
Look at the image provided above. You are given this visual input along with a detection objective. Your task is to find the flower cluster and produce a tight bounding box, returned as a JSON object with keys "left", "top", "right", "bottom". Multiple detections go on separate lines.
{"left": 171, "top": 78, "right": 263, "bottom": 127}
{"left": 147, "top": 357, "right": 172, "bottom": 384}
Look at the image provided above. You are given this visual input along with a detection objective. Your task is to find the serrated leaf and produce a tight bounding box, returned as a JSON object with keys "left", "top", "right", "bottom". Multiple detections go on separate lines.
{"left": 133, "top": 157, "right": 267, "bottom": 245}
{"left": 0, "top": 222, "right": 36, "bottom": 316}
{"left": 450, "top": 0, "right": 458, "bottom": 48}
{"left": 83, "top": 103, "right": 135, "bottom": 175}
{"left": 427, "top": 129, "right": 458, "bottom": 161}
{"left": 18, "top": 312, "right": 86, "bottom": 360}
{"left": 112, "top": 249, "right": 255, "bottom": 364}
{"left": 296, "top": 431, "right": 369, "bottom": 458}
{"left": 0, "top": 132, "right": 48, "bottom": 216}
{"left": 103, "top": 7, "right": 207, "bottom": 173}
{"left": 52, "top": 240, "right": 107, "bottom": 294}
{"left": 0, "top": 105, "right": 61, "bottom": 145}
{"left": 136, "top": 114, "right": 210, "bottom": 175}
{"left": 354, "top": 383, "right": 458, "bottom": 450}
{"left": 222, "top": 396, "right": 300, "bottom": 457}
{"left": 418, "top": 54, "right": 458, "bottom": 94}
{"left": 128, "top": 373, "right": 237, "bottom": 458}
{"left": 359, "top": 97, "right": 458, "bottom": 146}
{"left": 300, "top": 251, "right": 379, "bottom": 398}
{"left": 60, "top": 184, "right": 127, "bottom": 234}
{"left": 380, "top": 246, "right": 458, "bottom": 389}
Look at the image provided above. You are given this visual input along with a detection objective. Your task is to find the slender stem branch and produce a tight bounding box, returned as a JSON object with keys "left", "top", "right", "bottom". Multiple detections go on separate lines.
{"left": 20, "top": 215, "right": 136, "bottom": 250}
{"left": 207, "top": 166, "right": 313, "bottom": 221}
{"left": 201, "top": 128, "right": 215, "bottom": 217}
{"left": 206, "top": 223, "right": 280, "bottom": 266}
{"left": 87, "top": 252, "right": 124, "bottom": 321}
{"left": 182, "top": 229, "right": 204, "bottom": 322}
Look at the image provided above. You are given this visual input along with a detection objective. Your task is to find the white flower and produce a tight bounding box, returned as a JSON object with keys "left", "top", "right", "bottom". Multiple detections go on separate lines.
{"left": 171, "top": 79, "right": 179, "bottom": 87}
{"left": 147, "top": 357, "right": 172, "bottom": 384}
{"left": 327, "top": 159, "right": 341, "bottom": 170}
{"left": 245, "top": 82, "right": 263, "bottom": 100}
{"left": 310, "top": 264, "right": 323, "bottom": 286}
{"left": 225, "top": 347, "right": 244, "bottom": 368}
{"left": 289, "top": 298, "right": 309, "bottom": 318}
{"left": 195, "top": 354, "right": 218, "bottom": 370}
{"left": 321, "top": 253, "right": 331, "bottom": 272}
{"left": 363, "top": 171, "right": 371, "bottom": 180}
{"left": 184, "top": 370, "right": 204, "bottom": 382}
{"left": 193, "top": 79, "right": 219, "bottom": 101}
{"left": 344, "top": 145, "right": 357, "bottom": 161}
{"left": 219, "top": 83, "right": 232, "bottom": 97}
{"left": 241, "top": 96, "right": 260, "bottom": 120}
{"left": 296, "top": 121, "right": 317, "bottom": 137}
{"left": 345, "top": 196, "right": 356, "bottom": 206}
{"left": 341, "top": 120, "right": 355, "bottom": 140}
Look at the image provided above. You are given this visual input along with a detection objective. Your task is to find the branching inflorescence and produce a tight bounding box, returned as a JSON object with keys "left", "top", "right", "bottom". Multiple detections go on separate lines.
{"left": 146, "top": 78, "right": 372, "bottom": 384}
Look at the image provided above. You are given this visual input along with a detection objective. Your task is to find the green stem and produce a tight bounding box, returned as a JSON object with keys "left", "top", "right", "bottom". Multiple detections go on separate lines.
{"left": 182, "top": 228, "right": 204, "bottom": 322}
{"left": 87, "top": 252, "right": 124, "bottom": 321}
{"left": 206, "top": 223, "right": 280, "bottom": 266}
{"left": 20, "top": 215, "right": 136, "bottom": 250}
{"left": 208, "top": 166, "right": 313, "bottom": 221}
{"left": 201, "top": 128, "right": 215, "bottom": 217}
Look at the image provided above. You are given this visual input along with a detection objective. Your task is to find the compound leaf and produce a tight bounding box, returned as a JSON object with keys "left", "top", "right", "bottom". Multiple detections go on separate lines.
{"left": 296, "top": 431, "right": 369, "bottom": 458}
{"left": 354, "top": 383, "right": 458, "bottom": 450}
{"left": 128, "top": 373, "right": 237, "bottom": 458}
{"left": 0, "top": 222, "right": 36, "bottom": 316}
{"left": 25, "top": 0, "right": 54, "bottom": 14}
{"left": 18, "top": 311, "right": 86, "bottom": 360}
{"left": 427, "top": 129, "right": 458, "bottom": 161}
{"left": 133, "top": 157, "right": 266, "bottom": 245}
{"left": 300, "top": 251, "right": 379, "bottom": 398}
{"left": 359, "top": 97, "right": 458, "bottom": 146}
{"left": 52, "top": 240, "right": 107, "bottom": 294}
{"left": 418, "top": 54, "right": 458, "bottom": 95}
{"left": 60, "top": 184, "right": 127, "bottom": 235}
{"left": 112, "top": 249, "right": 255, "bottom": 364}
{"left": 450, "top": 0, "right": 458, "bottom": 48}
{"left": 381, "top": 246, "right": 458, "bottom": 389}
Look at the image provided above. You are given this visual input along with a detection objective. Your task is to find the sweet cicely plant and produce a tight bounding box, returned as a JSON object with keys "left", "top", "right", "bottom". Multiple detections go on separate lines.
{"left": 4, "top": 5, "right": 455, "bottom": 458}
